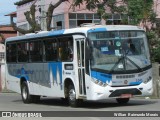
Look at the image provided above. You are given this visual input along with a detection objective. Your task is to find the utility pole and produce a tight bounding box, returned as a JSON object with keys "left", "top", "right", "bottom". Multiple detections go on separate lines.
{"left": 40, "top": 0, "right": 46, "bottom": 31}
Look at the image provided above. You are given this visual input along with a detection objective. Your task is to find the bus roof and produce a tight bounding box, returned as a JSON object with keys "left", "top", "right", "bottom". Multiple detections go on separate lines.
{"left": 6, "top": 25, "right": 144, "bottom": 42}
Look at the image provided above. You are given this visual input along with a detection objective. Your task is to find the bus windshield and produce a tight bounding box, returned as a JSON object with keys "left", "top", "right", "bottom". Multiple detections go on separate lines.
{"left": 88, "top": 30, "right": 151, "bottom": 73}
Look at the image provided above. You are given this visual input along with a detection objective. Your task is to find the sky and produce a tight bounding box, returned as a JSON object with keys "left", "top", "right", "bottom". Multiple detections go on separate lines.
{"left": 0, "top": 0, "right": 19, "bottom": 25}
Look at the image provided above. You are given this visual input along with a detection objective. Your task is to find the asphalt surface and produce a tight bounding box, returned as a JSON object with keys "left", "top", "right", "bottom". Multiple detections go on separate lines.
{"left": 0, "top": 93, "right": 159, "bottom": 120}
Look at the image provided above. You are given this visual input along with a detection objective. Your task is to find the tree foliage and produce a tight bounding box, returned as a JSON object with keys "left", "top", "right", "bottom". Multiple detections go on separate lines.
{"left": 72, "top": 0, "right": 160, "bottom": 62}
{"left": 126, "top": 0, "right": 155, "bottom": 29}
{"left": 72, "top": 0, "right": 155, "bottom": 27}
{"left": 71, "top": 0, "right": 126, "bottom": 21}
{"left": 13, "top": 0, "right": 160, "bottom": 62}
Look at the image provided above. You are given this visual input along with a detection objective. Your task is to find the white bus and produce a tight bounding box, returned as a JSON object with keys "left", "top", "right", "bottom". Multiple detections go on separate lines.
{"left": 5, "top": 24, "right": 153, "bottom": 107}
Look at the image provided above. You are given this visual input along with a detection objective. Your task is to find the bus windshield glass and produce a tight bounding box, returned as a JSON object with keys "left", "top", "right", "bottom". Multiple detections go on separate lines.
{"left": 88, "top": 30, "right": 151, "bottom": 73}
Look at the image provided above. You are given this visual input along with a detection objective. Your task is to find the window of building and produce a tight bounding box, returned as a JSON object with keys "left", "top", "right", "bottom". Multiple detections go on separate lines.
{"left": 56, "top": 21, "right": 62, "bottom": 30}
{"left": 0, "top": 52, "right": 5, "bottom": 61}
{"left": 94, "top": 14, "right": 100, "bottom": 19}
{"left": 53, "top": 14, "right": 65, "bottom": 30}
{"left": 69, "top": 13, "right": 76, "bottom": 19}
{"left": 106, "top": 14, "right": 129, "bottom": 25}
{"left": 77, "top": 14, "right": 85, "bottom": 19}
{"left": 69, "top": 13, "right": 100, "bottom": 28}
{"left": 86, "top": 14, "right": 93, "bottom": 19}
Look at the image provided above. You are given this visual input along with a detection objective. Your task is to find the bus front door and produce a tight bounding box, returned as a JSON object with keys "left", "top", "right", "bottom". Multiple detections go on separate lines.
{"left": 76, "top": 38, "right": 86, "bottom": 96}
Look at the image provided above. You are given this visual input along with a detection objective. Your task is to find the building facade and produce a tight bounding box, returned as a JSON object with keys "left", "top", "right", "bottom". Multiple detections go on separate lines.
{"left": 15, "top": 0, "right": 160, "bottom": 33}
{"left": 15, "top": 0, "right": 102, "bottom": 33}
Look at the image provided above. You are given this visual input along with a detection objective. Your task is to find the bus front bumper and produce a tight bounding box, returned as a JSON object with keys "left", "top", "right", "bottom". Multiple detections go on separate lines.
{"left": 86, "top": 79, "right": 153, "bottom": 100}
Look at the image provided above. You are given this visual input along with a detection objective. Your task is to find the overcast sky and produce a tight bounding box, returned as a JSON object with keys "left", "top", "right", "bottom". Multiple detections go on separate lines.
{"left": 0, "top": 0, "right": 19, "bottom": 25}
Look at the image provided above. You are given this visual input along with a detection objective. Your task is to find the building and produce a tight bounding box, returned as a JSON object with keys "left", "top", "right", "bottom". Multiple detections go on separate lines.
{"left": 0, "top": 12, "right": 17, "bottom": 92}
{"left": 0, "top": 25, "right": 17, "bottom": 43}
{"left": 0, "top": 25, "right": 17, "bottom": 62}
{"left": 13, "top": 0, "right": 160, "bottom": 33}
{"left": 15, "top": 0, "right": 101, "bottom": 32}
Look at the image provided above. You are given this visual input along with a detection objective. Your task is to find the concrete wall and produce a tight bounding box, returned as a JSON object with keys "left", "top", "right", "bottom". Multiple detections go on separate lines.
{"left": 152, "top": 63, "right": 160, "bottom": 98}
{"left": 0, "top": 64, "right": 5, "bottom": 92}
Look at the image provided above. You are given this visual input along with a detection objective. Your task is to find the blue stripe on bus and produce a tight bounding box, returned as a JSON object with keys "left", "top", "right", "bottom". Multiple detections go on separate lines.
{"left": 15, "top": 68, "right": 30, "bottom": 81}
{"left": 91, "top": 71, "right": 112, "bottom": 83}
{"left": 48, "top": 62, "right": 63, "bottom": 90}
{"left": 48, "top": 30, "right": 65, "bottom": 36}
{"left": 87, "top": 28, "right": 107, "bottom": 33}
{"left": 129, "top": 81, "right": 142, "bottom": 85}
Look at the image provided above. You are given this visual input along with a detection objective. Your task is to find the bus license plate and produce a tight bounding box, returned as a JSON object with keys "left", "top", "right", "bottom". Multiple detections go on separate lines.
{"left": 120, "top": 94, "right": 133, "bottom": 98}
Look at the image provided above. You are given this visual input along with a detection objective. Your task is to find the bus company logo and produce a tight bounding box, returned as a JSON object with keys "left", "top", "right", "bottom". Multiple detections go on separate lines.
{"left": 124, "top": 80, "right": 128, "bottom": 84}
{"left": 2, "top": 112, "right": 11, "bottom": 117}
{"left": 16, "top": 68, "right": 34, "bottom": 75}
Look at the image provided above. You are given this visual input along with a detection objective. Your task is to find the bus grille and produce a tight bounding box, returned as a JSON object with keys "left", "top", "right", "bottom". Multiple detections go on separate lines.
{"left": 109, "top": 88, "right": 142, "bottom": 97}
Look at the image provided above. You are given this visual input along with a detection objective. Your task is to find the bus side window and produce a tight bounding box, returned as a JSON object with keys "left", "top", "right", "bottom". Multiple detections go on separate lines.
{"left": 17, "top": 42, "right": 28, "bottom": 62}
{"left": 44, "top": 39, "right": 58, "bottom": 61}
{"left": 6, "top": 43, "right": 17, "bottom": 63}
{"left": 29, "top": 41, "right": 43, "bottom": 62}
{"left": 58, "top": 37, "right": 73, "bottom": 61}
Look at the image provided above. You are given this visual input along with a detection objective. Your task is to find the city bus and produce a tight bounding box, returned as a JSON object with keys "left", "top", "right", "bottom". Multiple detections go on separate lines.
{"left": 5, "top": 24, "right": 153, "bottom": 107}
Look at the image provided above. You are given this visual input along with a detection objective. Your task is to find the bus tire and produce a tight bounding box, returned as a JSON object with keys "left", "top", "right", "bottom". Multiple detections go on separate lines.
{"left": 21, "top": 81, "right": 33, "bottom": 104}
{"left": 116, "top": 98, "right": 130, "bottom": 104}
{"left": 68, "top": 84, "right": 80, "bottom": 107}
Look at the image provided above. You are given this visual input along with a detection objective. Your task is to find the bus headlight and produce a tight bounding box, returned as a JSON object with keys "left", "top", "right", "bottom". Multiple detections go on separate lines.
{"left": 91, "top": 78, "right": 108, "bottom": 87}
{"left": 143, "top": 76, "right": 152, "bottom": 84}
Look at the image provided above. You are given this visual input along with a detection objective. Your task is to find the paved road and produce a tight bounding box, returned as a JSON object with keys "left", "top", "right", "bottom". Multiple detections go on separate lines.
{"left": 0, "top": 93, "right": 159, "bottom": 120}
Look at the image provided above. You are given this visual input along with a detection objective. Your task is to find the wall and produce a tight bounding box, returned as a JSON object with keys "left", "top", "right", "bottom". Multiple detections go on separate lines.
{"left": 152, "top": 63, "right": 160, "bottom": 98}
{"left": 16, "top": 0, "right": 98, "bottom": 30}
{"left": 0, "top": 44, "right": 5, "bottom": 92}
{"left": 0, "top": 65, "right": 5, "bottom": 92}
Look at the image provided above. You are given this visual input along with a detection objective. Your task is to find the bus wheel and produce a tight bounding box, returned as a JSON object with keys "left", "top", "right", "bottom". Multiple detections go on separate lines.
{"left": 116, "top": 98, "right": 130, "bottom": 104}
{"left": 21, "top": 81, "right": 33, "bottom": 104}
{"left": 68, "top": 85, "right": 79, "bottom": 107}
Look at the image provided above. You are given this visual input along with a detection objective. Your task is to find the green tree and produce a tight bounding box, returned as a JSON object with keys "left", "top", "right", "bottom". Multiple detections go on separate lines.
{"left": 126, "top": 0, "right": 155, "bottom": 30}
{"left": 73, "top": 0, "right": 160, "bottom": 62}
{"left": 71, "top": 0, "right": 126, "bottom": 23}
{"left": 72, "top": 0, "right": 156, "bottom": 27}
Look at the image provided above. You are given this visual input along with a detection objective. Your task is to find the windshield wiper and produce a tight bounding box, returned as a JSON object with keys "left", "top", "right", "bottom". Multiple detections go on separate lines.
{"left": 125, "top": 48, "right": 142, "bottom": 72}
{"left": 109, "top": 49, "right": 142, "bottom": 73}
{"left": 109, "top": 56, "right": 124, "bottom": 73}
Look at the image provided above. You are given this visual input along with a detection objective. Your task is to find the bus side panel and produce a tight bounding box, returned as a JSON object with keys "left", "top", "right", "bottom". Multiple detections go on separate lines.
{"left": 6, "top": 64, "right": 22, "bottom": 94}
{"left": 6, "top": 62, "right": 65, "bottom": 97}
{"left": 39, "top": 62, "right": 64, "bottom": 97}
